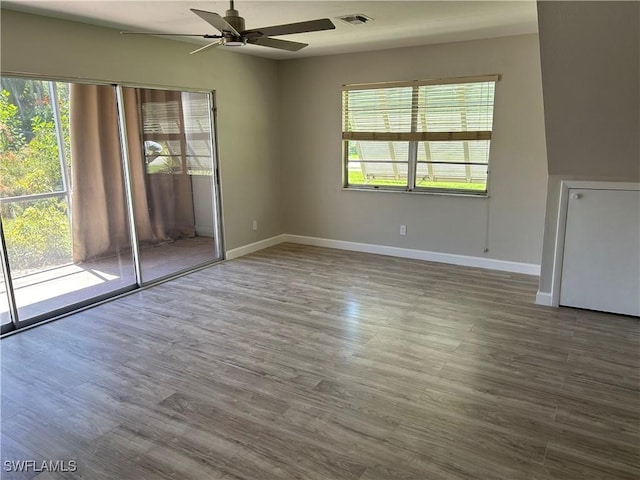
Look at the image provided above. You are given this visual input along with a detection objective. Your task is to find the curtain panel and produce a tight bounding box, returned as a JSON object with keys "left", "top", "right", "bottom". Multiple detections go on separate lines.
{"left": 69, "top": 85, "right": 195, "bottom": 263}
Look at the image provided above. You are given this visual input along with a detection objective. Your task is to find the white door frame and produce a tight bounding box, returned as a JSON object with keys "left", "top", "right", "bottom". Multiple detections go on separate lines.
{"left": 550, "top": 180, "right": 640, "bottom": 307}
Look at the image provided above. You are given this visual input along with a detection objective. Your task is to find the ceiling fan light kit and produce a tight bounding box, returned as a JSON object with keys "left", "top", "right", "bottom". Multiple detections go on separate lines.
{"left": 222, "top": 38, "right": 246, "bottom": 47}
{"left": 121, "top": 0, "right": 335, "bottom": 54}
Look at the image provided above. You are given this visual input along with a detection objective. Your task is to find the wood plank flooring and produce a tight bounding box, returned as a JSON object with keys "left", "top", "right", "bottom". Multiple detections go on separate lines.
{"left": 1, "top": 243, "right": 638, "bottom": 479}
{"left": 1, "top": 235, "right": 217, "bottom": 322}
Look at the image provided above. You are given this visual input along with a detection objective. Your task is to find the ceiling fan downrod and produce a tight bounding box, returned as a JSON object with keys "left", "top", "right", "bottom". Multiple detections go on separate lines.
{"left": 224, "top": 0, "right": 245, "bottom": 34}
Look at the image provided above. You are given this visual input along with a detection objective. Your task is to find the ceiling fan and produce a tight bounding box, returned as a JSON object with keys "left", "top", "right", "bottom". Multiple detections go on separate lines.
{"left": 121, "top": 0, "right": 336, "bottom": 54}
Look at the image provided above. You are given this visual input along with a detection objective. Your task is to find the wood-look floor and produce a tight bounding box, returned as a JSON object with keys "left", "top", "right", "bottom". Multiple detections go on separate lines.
{"left": 1, "top": 243, "right": 638, "bottom": 480}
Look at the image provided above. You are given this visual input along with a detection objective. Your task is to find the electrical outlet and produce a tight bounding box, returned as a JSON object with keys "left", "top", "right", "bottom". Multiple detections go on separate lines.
{"left": 400, "top": 225, "right": 407, "bottom": 236}
{"left": 252, "top": 220, "right": 258, "bottom": 231}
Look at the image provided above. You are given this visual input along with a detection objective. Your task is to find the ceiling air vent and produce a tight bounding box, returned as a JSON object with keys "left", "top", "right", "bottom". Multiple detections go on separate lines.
{"left": 336, "top": 14, "right": 373, "bottom": 25}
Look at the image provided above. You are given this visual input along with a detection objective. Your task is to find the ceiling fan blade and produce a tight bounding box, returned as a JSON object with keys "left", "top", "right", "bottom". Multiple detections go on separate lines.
{"left": 189, "top": 41, "right": 222, "bottom": 55}
{"left": 191, "top": 8, "right": 240, "bottom": 36}
{"left": 248, "top": 37, "right": 308, "bottom": 52}
{"left": 121, "top": 32, "right": 219, "bottom": 37}
{"left": 243, "top": 18, "right": 335, "bottom": 38}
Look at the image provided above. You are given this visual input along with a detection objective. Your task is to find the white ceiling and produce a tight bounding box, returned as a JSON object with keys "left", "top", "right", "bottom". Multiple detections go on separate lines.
{"left": 3, "top": 1, "right": 539, "bottom": 59}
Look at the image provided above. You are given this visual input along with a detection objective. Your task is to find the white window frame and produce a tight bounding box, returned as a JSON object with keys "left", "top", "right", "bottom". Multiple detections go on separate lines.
{"left": 342, "top": 75, "right": 499, "bottom": 196}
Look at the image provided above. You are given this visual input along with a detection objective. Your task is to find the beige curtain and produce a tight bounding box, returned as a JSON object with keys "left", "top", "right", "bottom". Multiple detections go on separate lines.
{"left": 69, "top": 84, "right": 195, "bottom": 263}
{"left": 137, "top": 88, "right": 195, "bottom": 242}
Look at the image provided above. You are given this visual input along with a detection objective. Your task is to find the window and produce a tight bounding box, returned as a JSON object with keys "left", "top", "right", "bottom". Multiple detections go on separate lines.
{"left": 342, "top": 75, "right": 498, "bottom": 195}
{"left": 141, "top": 91, "right": 214, "bottom": 176}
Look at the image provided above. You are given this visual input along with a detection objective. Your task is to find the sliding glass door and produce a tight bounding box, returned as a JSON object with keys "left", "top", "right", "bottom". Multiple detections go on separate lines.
{"left": 0, "top": 79, "right": 137, "bottom": 325}
{"left": 0, "top": 77, "right": 223, "bottom": 332}
{"left": 0, "top": 273, "right": 10, "bottom": 329}
{"left": 123, "top": 87, "right": 222, "bottom": 283}
{"left": 0, "top": 222, "right": 15, "bottom": 332}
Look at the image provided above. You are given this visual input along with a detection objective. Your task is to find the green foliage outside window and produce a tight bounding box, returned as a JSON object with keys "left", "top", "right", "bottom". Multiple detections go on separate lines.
{"left": 0, "top": 80, "right": 72, "bottom": 273}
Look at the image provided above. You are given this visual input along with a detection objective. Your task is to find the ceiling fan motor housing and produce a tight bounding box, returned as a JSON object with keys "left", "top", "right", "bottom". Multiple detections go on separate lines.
{"left": 224, "top": 8, "right": 246, "bottom": 35}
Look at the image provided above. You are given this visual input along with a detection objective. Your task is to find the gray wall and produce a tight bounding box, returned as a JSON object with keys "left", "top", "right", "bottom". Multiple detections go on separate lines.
{"left": 0, "top": 9, "right": 284, "bottom": 251}
{"left": 537, "top": 1, "right": 640, "bottom": 293}
{"left": 2, "top": 10, "right": 551, "bottom": 269}
{"left": 278, "top": 34, "right": 548, "bottom": 265}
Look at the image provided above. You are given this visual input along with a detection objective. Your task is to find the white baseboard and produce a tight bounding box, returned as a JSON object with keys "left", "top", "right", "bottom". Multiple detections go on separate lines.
{"left": 285, "top": 235, "right": 540, "bottom": 275}
{"left": 225, "top": 233, "right": 540, "bottom": 275}
{"left": 535, "top": 291, "right": 554, "bottom": 306}
{"left": 225, "top": 234, "right": 287, "bottom": 260}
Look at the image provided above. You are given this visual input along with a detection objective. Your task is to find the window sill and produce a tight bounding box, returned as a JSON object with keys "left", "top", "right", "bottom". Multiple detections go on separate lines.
{"left": 342, "top": 186, "right": 489, "bottom": 198}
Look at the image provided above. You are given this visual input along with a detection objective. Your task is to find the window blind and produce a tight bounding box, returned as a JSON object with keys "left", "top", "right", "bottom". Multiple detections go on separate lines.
{"left": 342, "top": 75, "right": 497, "bottom": 142}
{"left": 343, "top": 75, "right": 498, "bottom": 193}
